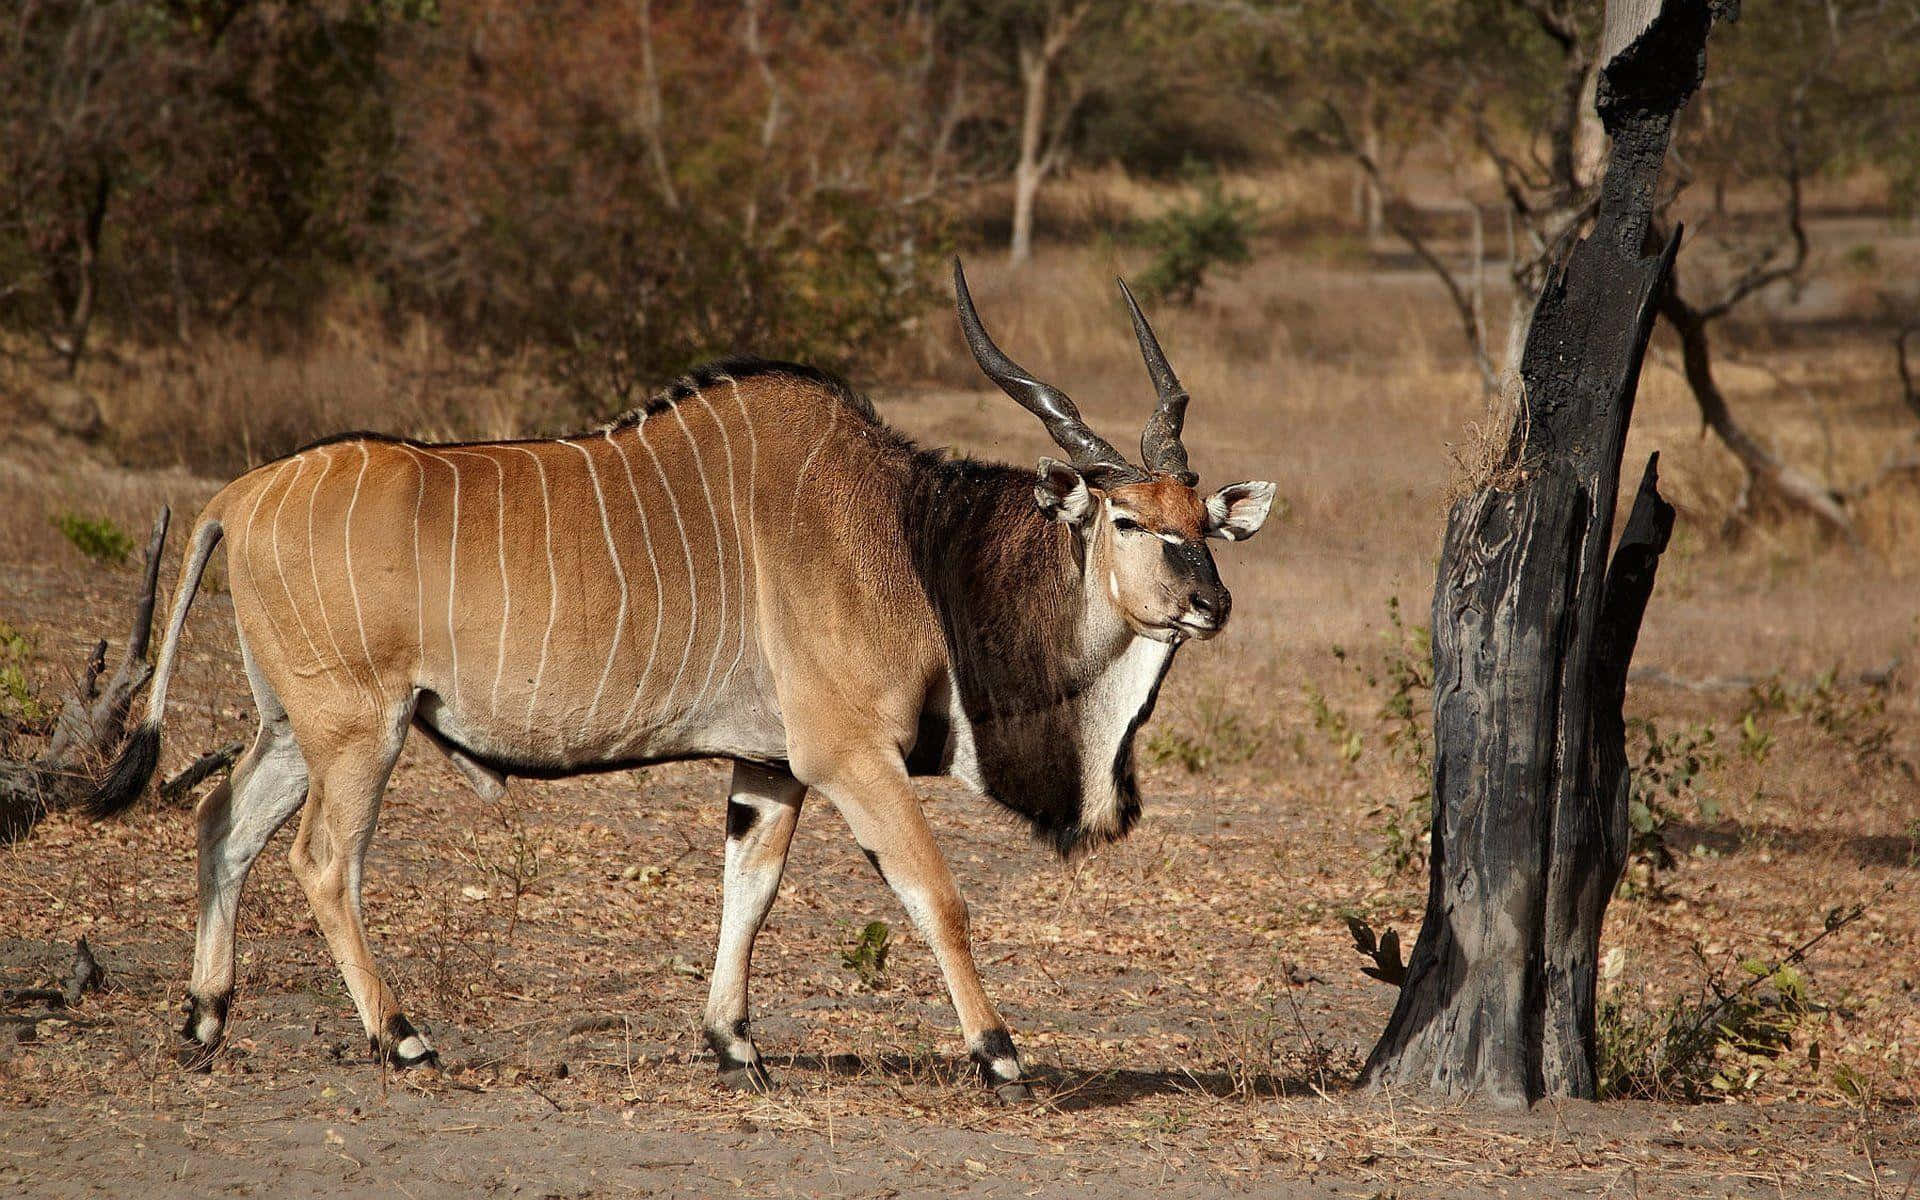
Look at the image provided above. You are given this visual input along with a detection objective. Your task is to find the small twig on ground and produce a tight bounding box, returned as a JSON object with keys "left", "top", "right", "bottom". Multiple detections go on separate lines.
{"left": 565, "top": 1014, "right": 633, "bottom": 1039}
{"left": 62, "top": 938, "right": 101, "bottom": 1007}
{"left": 160, "top": 742, "right": 243, "bottom": 803}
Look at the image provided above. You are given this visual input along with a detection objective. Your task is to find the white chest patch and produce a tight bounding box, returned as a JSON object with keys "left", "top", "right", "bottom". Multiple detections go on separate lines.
{"left": 1075, "top": 634, "right": 1175, "bottom": 838}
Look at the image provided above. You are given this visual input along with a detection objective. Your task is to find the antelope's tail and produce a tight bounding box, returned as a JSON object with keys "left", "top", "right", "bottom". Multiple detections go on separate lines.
{"left": 85, "top": 515, "right": 225, "bottom": 819}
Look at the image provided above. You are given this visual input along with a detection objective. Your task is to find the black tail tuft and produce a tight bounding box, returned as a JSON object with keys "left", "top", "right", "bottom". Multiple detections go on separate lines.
{"left": 85, "top": 723, "right": 161, "bottom": 820}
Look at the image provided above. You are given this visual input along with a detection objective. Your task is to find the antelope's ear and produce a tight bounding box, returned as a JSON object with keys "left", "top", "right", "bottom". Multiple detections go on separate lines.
{"left": 1034, "top": 457, "right": 1095, "bottom": 525}
{"left": 1204, "top": 480, "right": 1277, "bottom": 541}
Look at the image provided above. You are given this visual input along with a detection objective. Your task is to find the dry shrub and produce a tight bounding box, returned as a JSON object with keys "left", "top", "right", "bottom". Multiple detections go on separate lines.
{"left": 94, "top": 320, "right": 571, "bottom": 477}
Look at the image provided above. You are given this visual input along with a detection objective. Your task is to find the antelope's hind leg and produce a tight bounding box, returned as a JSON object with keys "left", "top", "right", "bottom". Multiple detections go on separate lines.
{"left": 703, "top": 761, "right": 806, "bottom": 1090}
{"left": 181, "top": 641, "right": 311, "bottom": 1066}
{"left": 287, "top": 703, "right": 435, "bottom": 1068}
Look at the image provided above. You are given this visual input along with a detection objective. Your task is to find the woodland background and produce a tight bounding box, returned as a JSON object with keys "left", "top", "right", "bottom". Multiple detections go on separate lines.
{"left": 4, "top": 3, "right": 1920, "bottom": 1195}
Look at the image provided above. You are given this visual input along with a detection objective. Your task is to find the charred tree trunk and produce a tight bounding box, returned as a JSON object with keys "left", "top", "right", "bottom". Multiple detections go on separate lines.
{"left": 1360, "top": 0, "right": 1718, "bottom": 1106}
{"left": 0, "top": 508, "right": 168, "bottom": 842}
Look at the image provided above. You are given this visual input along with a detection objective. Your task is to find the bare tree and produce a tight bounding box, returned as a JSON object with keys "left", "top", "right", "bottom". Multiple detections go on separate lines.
{"left": 632, "top": 0, "right": 682, "bottom": 212}
{"left": 1008, "top": 1, "right": 1092, "bottom": 266}
{"left": 1292, "top": 0, "right": 1916, "bottom": 543}
{"left": 1364, "top": 0, "right": 1710, "bottom": 1106}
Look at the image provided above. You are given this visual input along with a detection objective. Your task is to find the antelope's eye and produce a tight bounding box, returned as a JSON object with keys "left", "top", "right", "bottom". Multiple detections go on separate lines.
{"left": 1111, "top": 516, "right": 1141, "bottom": 534}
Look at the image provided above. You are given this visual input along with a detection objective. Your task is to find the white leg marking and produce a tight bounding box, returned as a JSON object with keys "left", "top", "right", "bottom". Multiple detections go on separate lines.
{"left": 635, "top": 421, "right": 698, "bottom": 720}
{"left": 269, "top": 455, "right": 329, "bottom": 667}
{"left": 443, "top": 449, "right": 511, "bottom": 717}
{"left": 563, "top": 439, "right": 628, "bottom": 726}
{"left": 671, "top": 405, "right": 728, "bottom": 712}
{"left": 190, "top": 638, "right": 309, "bottom": 1009}
{"left": 505, "top": 445, "right": 557, "bottom": 734}
{"left": 344, "top": 442, "right": 381, "bottom": 687}
{"left": 787, "top": 398, "right": 838, "bottom": 534}
{"left": 607, "top": 431, "right": 666, "bottom": 740}
{"left": 705, "top": 763, "right": 803, "bottom": 1063}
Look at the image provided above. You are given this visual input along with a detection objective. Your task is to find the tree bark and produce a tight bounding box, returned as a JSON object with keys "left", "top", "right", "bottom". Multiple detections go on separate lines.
{"left": 1360, "top": 0, "right": 1718, "bottom": 1107}
{"left": 1008, "top": 2, "right": 1087, "bottom": 267}
{"left": 1009, "top": 41, "right": 1050, "bottom": 267}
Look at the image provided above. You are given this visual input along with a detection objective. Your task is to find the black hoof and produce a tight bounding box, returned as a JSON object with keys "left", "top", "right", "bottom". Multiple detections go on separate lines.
{"left": 969, "top": 1028, "right": 1029, "bottom": 1102}
{"left": 390, "top": 1044, "right": 441, "bottom": 1071}
{"left": 992, "top": 1079, "right": 1035, "bottom": 1105}
{"left": 717, "top": 1061, "right": 777, "bottom": 1092}
{"left": 176, "top": 992, "right": 229, "bottom": 1071}
{"left": 175, "top": 1040, "right": 218, "bottom": 1072}
{"left": 705, "top": 1021, "right": 773, "bottom": 1091}
{"left": 372, "top": 1014, "right": 439, "bottom": 1070}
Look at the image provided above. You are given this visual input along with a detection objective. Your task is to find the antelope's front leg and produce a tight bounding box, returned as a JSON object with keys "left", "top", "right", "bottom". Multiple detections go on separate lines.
{"left": 703, "top": 761, "right": 806, "bottom": 1090}
{"left": 811, "top": 755, "right": 1031, "bottom": 1102}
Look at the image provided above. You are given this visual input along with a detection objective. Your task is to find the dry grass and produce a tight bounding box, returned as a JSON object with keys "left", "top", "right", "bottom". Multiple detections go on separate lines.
{"left": 3, "top": 177, "right": 1920, "bottom": 1195}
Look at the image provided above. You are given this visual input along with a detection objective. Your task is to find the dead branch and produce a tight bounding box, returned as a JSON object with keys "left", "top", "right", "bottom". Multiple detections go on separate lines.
{"left": 1657, "top": 283, "right": 1860, "bottom": 546}
{"left": 0, "top": 507, "right": 169, "bottom": 843}
{"left": 1323, "top": 103, "right": 1499, "bottom": 394}
{"left": 160, "top": 740, "right": 243, "bottom": 804}
{"left": 1898, "top": 325, "right": 1919, "bottom": 424}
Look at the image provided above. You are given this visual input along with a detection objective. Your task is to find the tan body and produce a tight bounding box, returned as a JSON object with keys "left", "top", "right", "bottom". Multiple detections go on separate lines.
{"left": 94, "top": 268, "right": 1277, "bottom": 1094}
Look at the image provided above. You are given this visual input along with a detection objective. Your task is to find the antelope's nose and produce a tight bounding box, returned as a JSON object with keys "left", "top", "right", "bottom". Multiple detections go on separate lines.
{"left": 1187, "top": 587, "right": 1230, "bottom": 628}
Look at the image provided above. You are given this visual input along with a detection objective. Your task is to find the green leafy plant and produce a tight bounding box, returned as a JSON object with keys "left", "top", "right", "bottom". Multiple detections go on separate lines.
{"left": 54, "top": 512, "right": 133, "bottom": 564}
{"left": 1737, "top": 712, "right": 1775, "bottom": 763}
{"left": 1742, "top": 670, "right": 1914, "bottom": 778}
{"left": 1332, "top": 596, "right": 1434, "bottom": 875}
{"left": 841, "top": 920, "right": 891, "bottom": 990}
{"left": 1134, "top": 171, "right": 1256, "bottom": 306}
{"left": 1620, "top": 719, "right": 1721, "bottom": 899}
{"left": 1303, "top": 683, "right": 1362, "bottom": 765}
{"left": 0, "top": 620, "right": 45, "bottom": 740}
{"left": 1599, "top": 903, "right": 1864, "bottom": 1101}
{"left": 1146, "top": 691, "right": 1268, "bottom": 775}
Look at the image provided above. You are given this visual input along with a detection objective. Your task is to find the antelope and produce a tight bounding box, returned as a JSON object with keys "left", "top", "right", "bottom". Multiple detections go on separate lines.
{"left": 88, "top": 261, "right": 1275, "bottom": 1098}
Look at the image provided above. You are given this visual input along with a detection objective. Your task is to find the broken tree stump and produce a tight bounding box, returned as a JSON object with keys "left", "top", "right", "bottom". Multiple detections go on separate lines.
{"left": 0, "top": 507, "right": 173, "bottom": 842}
{"left": 1359, "top": 0, "right": 1717, "bottom": 1106}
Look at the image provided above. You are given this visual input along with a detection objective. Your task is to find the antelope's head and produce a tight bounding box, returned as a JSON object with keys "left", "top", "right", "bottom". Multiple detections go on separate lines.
{"left": 953, "top": 261, "right": 1276, "bottom": 645}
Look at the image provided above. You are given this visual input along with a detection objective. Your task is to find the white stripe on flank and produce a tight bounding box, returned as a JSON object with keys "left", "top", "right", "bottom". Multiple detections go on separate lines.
{"left": 242, "top": 457, "right": 298, "bottom": 654}
{"left": 397, "top": 446, "right": 427, "bottom": 664}
{"left": 788, "top": 398, "right": 839, "bottom": 533}
{"left": 505, "top": 445, "right": 557, "bottom": 734}
{"left": 671, "top": 406, "right": 729, "bottom": 712}
{"left": 606, "top": 430, "right": 666, "bottom": 740}
{"left": 729, "top": 381, "right": 765, "bottom": 699}
{"left": 442, "top": 449, "right": 510, "bottom": 717}
{"left": 305, "top": 447, "right": 372, "bottom": 704}
{"left": 634, "top": 420, "right": 698, "bottom": 720}
{"left": 433, "top": 448, "right": 463, "bottom": 704}
{"left": 344, "top": 443, "right": 381, "bottom": 687}
{"left": 563, "top": 439, "right": 628, "bottom": 727}
{"left": 703, "top": 389, "right": 750, "bottom": 693}
{"left": 269, "top": 455, "right": 328, "bottom": 668}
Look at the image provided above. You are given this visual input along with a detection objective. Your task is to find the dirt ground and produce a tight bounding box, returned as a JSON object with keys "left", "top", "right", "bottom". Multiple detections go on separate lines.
{"left": 4, "top": 237, "right": 1920, "bottom": 1197}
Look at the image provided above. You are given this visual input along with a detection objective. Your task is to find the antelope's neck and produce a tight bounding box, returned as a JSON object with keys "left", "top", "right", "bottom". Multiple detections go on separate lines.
{"left": 901, "top": 454, "right": 1174, "bottom": 857}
